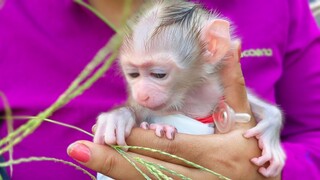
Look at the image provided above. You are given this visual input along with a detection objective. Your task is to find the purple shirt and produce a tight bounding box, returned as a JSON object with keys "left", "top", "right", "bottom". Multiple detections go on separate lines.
{"left": 1, "top": 0, "right": 319, "bottom": 179}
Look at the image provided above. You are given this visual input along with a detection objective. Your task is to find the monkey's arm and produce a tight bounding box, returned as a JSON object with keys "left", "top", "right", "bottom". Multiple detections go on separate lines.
{"left": 244, "top": 93, "right": 285, "bottom": 177}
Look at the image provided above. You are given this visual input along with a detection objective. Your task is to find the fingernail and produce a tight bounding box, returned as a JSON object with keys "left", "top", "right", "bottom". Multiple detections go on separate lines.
{"left": 92, "top": 124, "right": 97, "bottom": 133}
{"left": 67, "top": 143, "right": 91, "bottom": 163}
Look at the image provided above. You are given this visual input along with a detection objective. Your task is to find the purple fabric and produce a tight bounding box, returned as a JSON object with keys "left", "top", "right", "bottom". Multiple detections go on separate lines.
{"left": 0, "top": 0, "right": 319, "bottom": 179}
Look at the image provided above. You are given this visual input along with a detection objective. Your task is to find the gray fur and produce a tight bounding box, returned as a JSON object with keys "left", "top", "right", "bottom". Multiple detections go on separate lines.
{"left": 121, "top": 0, "right": 220, "bottom": 68}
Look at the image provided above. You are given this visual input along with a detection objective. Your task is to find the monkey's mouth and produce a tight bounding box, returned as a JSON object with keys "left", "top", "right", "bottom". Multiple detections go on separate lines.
{"left": 143, "top": 103, "right": 166, "bottom": 111}
{"left": 153, "top": 103, "right": 181, "bottom": 114}
{"left": 138, "top": 100, "right": 168, "bottom": 111}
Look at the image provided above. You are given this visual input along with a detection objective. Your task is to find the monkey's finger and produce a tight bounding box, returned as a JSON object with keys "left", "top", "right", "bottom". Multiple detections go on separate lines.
{"left": 258, "top": 138, "right": 264, "bottom": 149}
{"left": 140, "top": 122, "right": 150, "bottom": 130}
{"left": 258, "top": 167, "right": 269, "bottom": 177}
{"left": 263, "top": 160, "right": 282, "bottom": 178}
{"left": 243, "top": 126, "right": 261, "bottom": 138}
{"left": 269, "top": 150, "right": 285, "bottom": 177}
{"left": 273, "top": 160, "right": 284, "bottom": 177}
{"left": 116, "top": 120, "right": 127, "bottom": 146}
{"left": 125, "top": 123, "right": 135, "bottom": 138}
{"left": 104, "top": 120, "right": 117, "bottom": 145}
{"left": 149, "top": 124, "right": 165, "bottom": 137}
{"left": 126, "top": 116, "right": 136, "bottom": 137}
{"left": 251, "top": 149, "right": 271, "bottom": 166}
{"left": 258, "top": 164, "right": 280, "bottom": 178}
{"left": 163, "top": 125, "right": 177, "bottom": 140}
{"left": 93, "top": 120, "right": 106, "bottom": 144}
{"left": 244, "top": 121, "right": 270, "bottom": 139}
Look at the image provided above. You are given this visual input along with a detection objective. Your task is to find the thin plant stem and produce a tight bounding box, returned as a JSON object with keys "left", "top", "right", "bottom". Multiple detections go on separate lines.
{"left": 0, "top": 34, "right": 122, "bottom": 155}
{"left": 135, "top": 158, "right": 191, "bottom": 180}
{"left": 60, "top": 33, "right": 121, "bottom": 99}
{"left": 74, "top": 0, "right": 133, "bottom": 33}
{"left": 74, "top": 0, "right": 117, "bottom": 32}
{"left": 0, "top": 116, "right": 94, "bottom": 138}
{"left": 121, "top": 0, "right": 133, "bottom": 26}
{"left": 0, "top": 0, "right": 130, "bottom": 154}
{"left": 114, "top": 146, "right": 231, "bottom": 180}
{"left": 0, "top": 157, "right": 96, "bottom": 180}
{"left": 67, "top": 44, "right": 121, "bottom": 100}
{"left": 113, "top": 147, "right": 151, "bottom": 180}
{"left": 55, "top": 41, "right": 111, "bottom": 102}
{"left": 0, "top": 92, "right": 14, "bottom": 176}
{"left": 135, "top": 157, "right": 171, "bottom": 180}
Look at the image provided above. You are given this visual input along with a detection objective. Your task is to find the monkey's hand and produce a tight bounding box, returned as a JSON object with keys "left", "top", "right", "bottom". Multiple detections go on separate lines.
{"left": 244, "top": 118, "right": 286, "bottom": 178}
{"left": 140, "top": 122, "right": 177, "bottom": 140}
{"left": 93, "top": 107, "right": 136, "bottom": 146}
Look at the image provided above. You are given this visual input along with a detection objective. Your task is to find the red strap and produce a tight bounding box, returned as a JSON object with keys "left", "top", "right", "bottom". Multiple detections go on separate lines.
{"left": 195, "top": 97, "right": 226, "bottom": 124}
{"left": 196, "top": 115, "right": 215, "bottom": 124}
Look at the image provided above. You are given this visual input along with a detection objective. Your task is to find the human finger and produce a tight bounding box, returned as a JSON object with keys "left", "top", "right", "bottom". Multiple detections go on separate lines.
{"left": 67, "top": 140, "right": 144, "bottom": 179}
{"left": 220, "top": 41, "right": 251, "bottom": 114}
{"left": 116, "top": 119, "right": 127, "bottom": 146}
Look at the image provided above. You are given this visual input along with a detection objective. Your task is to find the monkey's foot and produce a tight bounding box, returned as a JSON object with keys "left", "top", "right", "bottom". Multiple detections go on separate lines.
{"left": 140, "top": 122, "right": 177, "bottom": 140}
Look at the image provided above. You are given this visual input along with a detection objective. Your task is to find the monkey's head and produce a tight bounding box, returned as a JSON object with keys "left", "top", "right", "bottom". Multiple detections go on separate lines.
{"left": 119, "top": 1, "right": 232, "bottom": 113}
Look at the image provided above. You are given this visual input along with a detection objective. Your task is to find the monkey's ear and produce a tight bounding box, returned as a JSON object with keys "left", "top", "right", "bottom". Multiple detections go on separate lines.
{"left": 203, "top": 19, "right": 231, "bottom": 63}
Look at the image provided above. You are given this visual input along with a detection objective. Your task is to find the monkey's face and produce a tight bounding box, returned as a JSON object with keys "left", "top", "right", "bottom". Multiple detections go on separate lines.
{"left": 121, "top": 54, "right": 188, "bottom": 112}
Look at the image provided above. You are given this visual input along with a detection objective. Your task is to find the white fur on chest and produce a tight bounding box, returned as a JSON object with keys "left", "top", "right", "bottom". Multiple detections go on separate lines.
{"left": 149, "top": 114, "right": 214, "bottom": 135}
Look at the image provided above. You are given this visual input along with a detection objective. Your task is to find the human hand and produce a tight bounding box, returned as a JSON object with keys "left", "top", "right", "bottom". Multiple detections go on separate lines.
{"left": 68, "top": 128, "right": 264, "bottom": 180}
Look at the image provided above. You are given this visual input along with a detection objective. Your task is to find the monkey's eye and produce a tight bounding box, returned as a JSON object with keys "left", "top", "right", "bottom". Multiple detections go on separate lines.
{"left": 151, "top": 73, "right": 167, "bottom": 79}
{"left": 128, "top": 72, "right": 140, "bottom": 78}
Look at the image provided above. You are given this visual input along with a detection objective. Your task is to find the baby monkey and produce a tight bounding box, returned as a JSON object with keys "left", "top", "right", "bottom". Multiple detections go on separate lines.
{"left": 94, "top": 0, "right": 285, "bottom": 177}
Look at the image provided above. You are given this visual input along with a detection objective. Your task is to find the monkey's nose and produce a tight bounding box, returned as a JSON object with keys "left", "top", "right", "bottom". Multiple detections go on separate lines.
{"left": 138, "top": 94, "right": 150, "bottom": 102}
